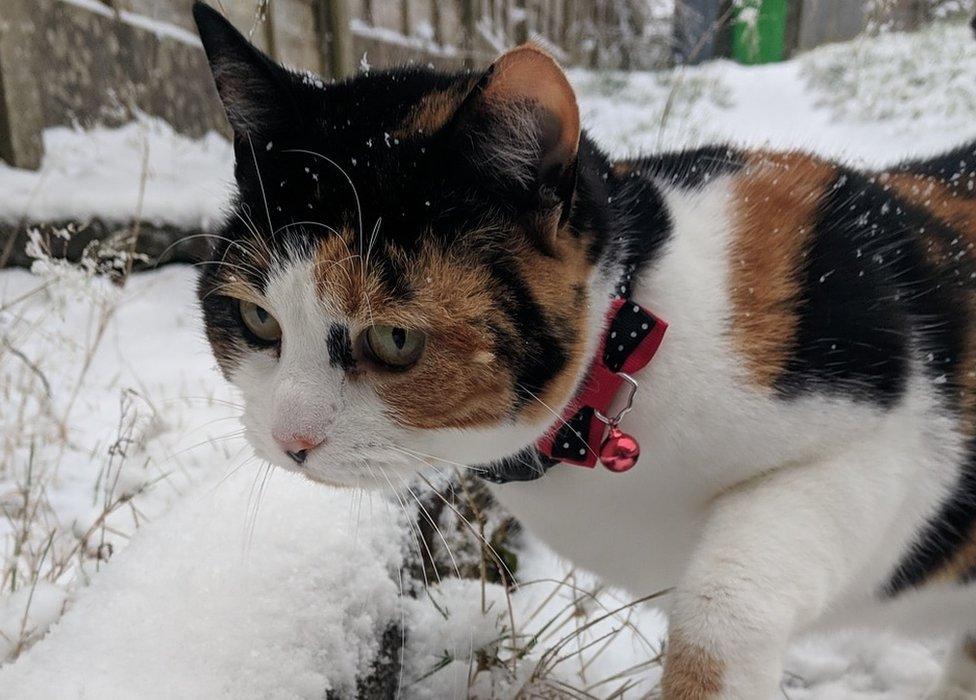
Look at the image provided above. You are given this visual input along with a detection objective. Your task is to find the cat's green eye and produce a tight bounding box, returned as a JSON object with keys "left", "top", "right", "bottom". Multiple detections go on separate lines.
{"left": 363, "top": 325, "right": 426, "bottom": 369}
{"left": 239, "top": 299, "right": 282, "bottom": 343}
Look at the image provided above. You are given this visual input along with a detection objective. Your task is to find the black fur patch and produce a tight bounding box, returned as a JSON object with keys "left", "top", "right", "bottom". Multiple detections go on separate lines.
{"left": 638, "top": 145, "right": 747, "bottom": 190}
{"left": 477, "top": 447, "right": 557, "bottom": 483}
{"left": 775, "top": 170, "right": 911, "bottom": 406}
{"left": 896, "top": 144, "right": 976, "bottom": 200}
{"left": 773, "top": 170, "right": 969, "bottom": 412}
{"left": 485, "top": 257, "right": 568, "bottom": 411}
{"left": 327, "top": 324, "right": 356, "bottom": 370}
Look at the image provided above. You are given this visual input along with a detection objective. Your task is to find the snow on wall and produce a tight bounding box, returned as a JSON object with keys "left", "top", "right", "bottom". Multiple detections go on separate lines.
{"left": 0, "top": 119, "right": 234, "bottom": 228}
{"left": 59, "top": 0, "right": 203, "bottom": 48}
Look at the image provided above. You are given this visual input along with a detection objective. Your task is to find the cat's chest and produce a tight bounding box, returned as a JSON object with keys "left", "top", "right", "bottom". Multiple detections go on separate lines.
{"left": 489, "top": 444, "right": 703, "bottom": 594}
{"left": 488, "top": 176, "right": 891, "bottom": 592}
{"left": 489, "top": 366, "right": 731, "bottom": 594}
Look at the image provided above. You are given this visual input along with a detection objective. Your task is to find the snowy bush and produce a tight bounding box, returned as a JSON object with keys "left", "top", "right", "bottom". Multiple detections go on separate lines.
{"left": 802, "top": 21, "right": 976, "bottom": 135}
{"left": 0, "top": 230, "right": 237, "bottom": 662}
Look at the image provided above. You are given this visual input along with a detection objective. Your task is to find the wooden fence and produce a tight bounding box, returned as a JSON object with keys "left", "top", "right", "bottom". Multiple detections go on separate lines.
{"left": 2, "top": 0, "right": 963, "bottom": 172}
{"left": 0, "top": 0, "right": 671, "bottom": 171}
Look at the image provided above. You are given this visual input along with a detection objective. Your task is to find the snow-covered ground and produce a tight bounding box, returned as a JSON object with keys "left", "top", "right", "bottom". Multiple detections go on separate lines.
{"left": 3, "top": 19, "right": 976, "bottom": 699}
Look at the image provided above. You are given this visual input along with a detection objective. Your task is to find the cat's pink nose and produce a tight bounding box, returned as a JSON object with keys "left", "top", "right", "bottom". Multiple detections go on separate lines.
{"left": 273, "top": 434, "right": 324, "bottom": 465}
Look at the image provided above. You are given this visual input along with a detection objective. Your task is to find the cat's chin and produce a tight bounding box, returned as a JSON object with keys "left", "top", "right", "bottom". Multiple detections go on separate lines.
{"left": 299, "top": 472, "right": 360, "bottom": 489}
{"left": 284, "top": 460, "right": 419, "bottom": 491}
{"left": 297, "top": 469, "right": 391, "bottom": 491}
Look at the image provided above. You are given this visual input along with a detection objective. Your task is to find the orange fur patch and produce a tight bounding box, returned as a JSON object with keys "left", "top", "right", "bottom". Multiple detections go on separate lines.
{"left": 207, "top": 276, "right": 264, "bottom": 306}
{"left": 662, "top": 635, "right": 725, "bottom": 700}
{"left": 612, "top": 160, "right": 637, "bottom": 178}
{"left": 727, "top": 152, "right": 839, "bottom": 388}
{"left": 391, "top": 76, "right": 479, "bottom": 140}
{"left": 310, "top": 218, "right": 596, "bottom": 431}
{"left": 313, "top": 233, "right": 516, "bottom": 429}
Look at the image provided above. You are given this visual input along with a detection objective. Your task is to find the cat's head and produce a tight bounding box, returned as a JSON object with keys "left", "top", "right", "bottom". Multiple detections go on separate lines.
{"left": 193, "top": 3, "right": 615, "bottom": 487}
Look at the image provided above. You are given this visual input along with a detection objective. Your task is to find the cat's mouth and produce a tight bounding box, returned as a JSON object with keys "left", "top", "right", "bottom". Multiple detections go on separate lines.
{"left": 240, "top": 416, "right": 417, "bottom": 489}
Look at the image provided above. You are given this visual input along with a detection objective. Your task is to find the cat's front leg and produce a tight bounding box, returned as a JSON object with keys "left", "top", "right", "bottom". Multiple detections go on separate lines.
{"left": 661, "top": 452, "right": 899, "bottom": 699}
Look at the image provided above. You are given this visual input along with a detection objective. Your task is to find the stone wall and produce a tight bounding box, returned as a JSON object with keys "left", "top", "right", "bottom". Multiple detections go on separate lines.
{"left": 42, "top": 1, "right": 226, "bottom": 138}
{"left": 0, "top": 0, "right": 616, "bottom": 269}
{"left": 0, "top": 0, "right": 599, "bottom": 172}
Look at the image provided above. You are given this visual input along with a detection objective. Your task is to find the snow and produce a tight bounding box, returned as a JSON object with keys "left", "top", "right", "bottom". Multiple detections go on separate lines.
{"left": 2, "top": 19, "right": 976, "bottom": 698}
{"left": 573, "top": 22, "right": 976, "bottom": 168}
{"left": 59, "top": 0, "right": 203, "bottom": 48}
{"left": 0, "top": 119, "right": 233, "bottom": 228}
{"left": 0, "top": 465, "right": 405, "bottom": 699}
{"left": 350, "top": 18, "right": 459, "bottom": 57}
{"left": 0, "top": 262, "right": 248, "bottom": 656}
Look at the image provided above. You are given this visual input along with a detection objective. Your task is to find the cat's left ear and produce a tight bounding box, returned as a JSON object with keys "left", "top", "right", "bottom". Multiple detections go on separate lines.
{"left": 455, "top": 44, "right": 580, "bottom": 208}
{"left": 193, "top": 2, "right": 299, "bottom": 136}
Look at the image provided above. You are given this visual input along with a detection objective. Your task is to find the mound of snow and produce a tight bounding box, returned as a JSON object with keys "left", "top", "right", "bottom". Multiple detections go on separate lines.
{"left": 0, "top": 469, "right": 405, "bottom": 699}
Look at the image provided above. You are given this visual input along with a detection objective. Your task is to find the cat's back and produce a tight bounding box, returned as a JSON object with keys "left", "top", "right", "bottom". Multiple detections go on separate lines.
{"left": 613, "top": 143, "right": 976, "bottom": 596}
{"left": 619, "top": 143, "right": 976, "bottom": 413}
{"left": 496, "top": 144, "right": 976, "bottom": 607}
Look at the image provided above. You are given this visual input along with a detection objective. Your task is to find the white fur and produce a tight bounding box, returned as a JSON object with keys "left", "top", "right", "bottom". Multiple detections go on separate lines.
{"left": 232, "top": 256, "right": 421, "bottom": 490}
{"left": 931, "top": 637, "right": 976, "bottom": 699}
{"left": 230, "top": 177, "right": 976, "bottom": 698}
{"left": 492, "top": 178, "right": 973, "bottom": 697}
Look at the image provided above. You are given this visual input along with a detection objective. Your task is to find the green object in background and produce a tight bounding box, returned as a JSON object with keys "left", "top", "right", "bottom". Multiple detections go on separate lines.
{"left": 732, "top": 0, "right": 788, "bottom": 65}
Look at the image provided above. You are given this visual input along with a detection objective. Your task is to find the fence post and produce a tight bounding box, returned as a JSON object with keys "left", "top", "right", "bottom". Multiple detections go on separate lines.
{"left": 461, "top": 0, "right": 477, "bottom": 68}
{"left": 0, "top": 0, "right": 43, "bottom": 169}
{"left": 430, "top": 0, "right": 444, "bottom": 46}
{"left": 561, "top": 0, "right": 578, "bottom": 62}
{"left": 798, "top": 0, "right": 865, "bottom": 52}
{"left": 263, "top": 0, "right": 278, "bottom": 60}
{"left": 784, "top": 0, "right": 803, "bottom": 57}
{"left": 673, "top": 0, "right": 731, "bottom": 65}
{"left": 400, "top": 0, "right": 411, "bottom": 36}
{"left": 321, "top": 0, "right": 356, "bottom": 79}
{"left": 514, "top": 0, "right": 529, "bottom": 44}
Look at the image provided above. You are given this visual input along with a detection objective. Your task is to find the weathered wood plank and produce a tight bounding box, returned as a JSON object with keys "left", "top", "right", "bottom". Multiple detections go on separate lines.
{"left": 324, "top": 0, "right": 357, "bottom": 79}
{"left": 798, "top": 0, "right": 865, "bottom": 51}
{"left": 0, "top": 0, "right": 44, "bottom": 169}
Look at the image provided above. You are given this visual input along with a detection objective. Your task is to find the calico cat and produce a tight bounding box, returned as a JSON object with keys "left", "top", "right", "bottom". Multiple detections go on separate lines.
{"left": 193, "top": 3, "right": 976, "bottom": 698}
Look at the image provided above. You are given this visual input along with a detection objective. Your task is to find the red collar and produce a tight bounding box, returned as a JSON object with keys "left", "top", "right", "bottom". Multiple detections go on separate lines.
{"left": 536, "top": 298, "right": 667, "bottom": 472}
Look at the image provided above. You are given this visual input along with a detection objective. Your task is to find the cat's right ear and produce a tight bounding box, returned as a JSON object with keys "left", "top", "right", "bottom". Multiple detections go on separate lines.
{"left": 193, "top": 2, "right": 297, "bottom": 136}
{"left": 452, "top": 44, "right": 580, "bottom": 205}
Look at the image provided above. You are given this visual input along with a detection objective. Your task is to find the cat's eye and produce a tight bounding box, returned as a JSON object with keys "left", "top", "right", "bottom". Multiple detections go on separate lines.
{"left": 362, "top": 325, "right": 426, "bottom": 369}
{"left": 239, "top": 300, "right": 282, "bottom": 343}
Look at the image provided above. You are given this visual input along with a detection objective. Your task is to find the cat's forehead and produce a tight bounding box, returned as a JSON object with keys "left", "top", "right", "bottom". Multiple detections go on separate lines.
{"left": 239, "top": 72, "right": 491, "bottom": 246}
{"left": 309, "top": 228, "right": 498, "bottom": 323}
{"left": 297, "top": 69, "right": 478, "bottom": 177}
{"left": 316, "top": 68, "right": 479, "bottom": 141}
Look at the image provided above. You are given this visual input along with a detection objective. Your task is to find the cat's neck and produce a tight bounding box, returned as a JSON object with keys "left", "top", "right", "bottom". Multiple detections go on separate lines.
{"left": 572, "top": 132, "right": 672, "bottom": 299}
